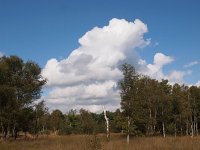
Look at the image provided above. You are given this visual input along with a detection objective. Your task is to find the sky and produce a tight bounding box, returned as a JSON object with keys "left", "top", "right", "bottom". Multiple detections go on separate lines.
{"left": 0, "top": 0, "right": 200, "bottom": 113}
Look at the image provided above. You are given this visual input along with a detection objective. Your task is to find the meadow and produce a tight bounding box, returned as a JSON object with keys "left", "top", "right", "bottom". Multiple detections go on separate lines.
{"left": 1, "top": 134, "right": 200, "bottom": 150}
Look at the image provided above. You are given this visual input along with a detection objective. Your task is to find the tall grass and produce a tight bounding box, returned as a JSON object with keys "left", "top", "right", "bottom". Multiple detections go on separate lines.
{"left": 1, "top": 134, "right": 200, "bottom": 150}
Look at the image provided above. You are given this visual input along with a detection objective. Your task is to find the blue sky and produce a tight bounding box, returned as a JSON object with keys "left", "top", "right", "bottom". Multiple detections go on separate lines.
{"left": 0, "top": 0, "right": 200, "bottom": 111}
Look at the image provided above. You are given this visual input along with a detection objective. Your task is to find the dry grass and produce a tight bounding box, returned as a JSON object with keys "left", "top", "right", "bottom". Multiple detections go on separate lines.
{"left": 1, "top": 134, "right": 200, "bottom": 150}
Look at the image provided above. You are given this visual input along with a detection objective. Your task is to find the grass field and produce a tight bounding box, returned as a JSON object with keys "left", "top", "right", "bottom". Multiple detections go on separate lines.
{"left": 1, "top": 134, "right": 200, "bottom": 150}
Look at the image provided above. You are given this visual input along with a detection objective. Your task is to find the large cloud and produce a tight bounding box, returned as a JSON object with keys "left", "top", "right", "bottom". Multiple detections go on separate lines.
{"left": 42, "top": 18, "right": 150, "bottom": 112}
{"left": 42, "top": 19, "right": 149, "bottom": 87}
{"left": 42, "top": 18, "right": 192, "bottom": 112}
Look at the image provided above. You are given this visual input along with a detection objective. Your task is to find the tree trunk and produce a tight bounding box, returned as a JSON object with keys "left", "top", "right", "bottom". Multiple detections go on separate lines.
{"left": 193, "top": 122, "right": 196, "bottom": 136}
{"left": 42, "top": 125, "right": 45, "bottom": 133}
{"left": 191, "top": 123, "right": 194, "bottom": 138}
{"left": 103, "top": 107, "right": 110, "bottom": 142}
{"left": 127, "top": 116, "right": 130, "bottom": 144}
{"left": 161, "top": 106, "right": 165, "bottom": 138}
{"left": 127, "top": 134, "right": 129, "bottom": 145}
{"left": 1, "top": 122, "right": 3, "bottom": 140}
{"left": 149, "top": 108, "right": 152, "bottom": 134}
{"left": 181, "top": 127, "right": 183, "bottom": 136}
{"left": 196, "top": 122, "right": 198, "bottom": 136}
{"left": 11, "top": 126, "right": 15, "bottom": 137}
{"left": 175, "top": 122, "right": 177, "bottom": 138}
{"left": 14, "top": 130, "right": 17, "bottom": 140}
{"left": 180, "top": 115, "right": 182, "bottom": 136}
{"left": 186, "top": 119, "right": 189, "bottom": 136}
{"left": 6, "top": 125, "right": 10, "bottom": 139}
{"left": 162, "top": 122, "right": 166, "bottom": 138}
{"left": 147, "top": 125, "right": 149, "bottom": 136}
{"left": 153, "top": 108, "right": 157, "bottom": 135}
{"left": 3, "top": 127, "right": 7, "bottom": 140}
{"left": 153, "top": 124, "right": 156, "bottom": 135}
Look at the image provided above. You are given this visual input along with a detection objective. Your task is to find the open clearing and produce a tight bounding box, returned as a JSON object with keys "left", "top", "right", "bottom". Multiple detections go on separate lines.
{"left": 1, "top": 134, "right": 200, "bottom": 150}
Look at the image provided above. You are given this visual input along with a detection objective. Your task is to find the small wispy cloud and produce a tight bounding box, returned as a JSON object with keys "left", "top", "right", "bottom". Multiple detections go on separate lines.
{"left": 167, "top": 70, "right": 192, "bottom": 84}
{"left": 184, "top": 61, "right": 199, "bottom": 68}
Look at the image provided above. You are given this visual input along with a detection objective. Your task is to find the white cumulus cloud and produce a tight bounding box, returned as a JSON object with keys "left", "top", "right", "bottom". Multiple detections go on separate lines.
{"left": 42, "top": 18, "right": 193, "bottom": 112}
{"left": 138, "top": 53, "right": 174, "bottom": 80}
{"left": 138, "top": 53, "right": 192, "bottom": 84}
{"left": 42, "top": 18, "right": 150, "bottom": 112}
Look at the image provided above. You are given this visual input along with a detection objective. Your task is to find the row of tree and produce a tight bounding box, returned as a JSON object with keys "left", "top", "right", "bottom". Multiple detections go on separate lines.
{"left": 119, "top": 63, "right": 200, "bottom": 141}
{"left": 1, "top": 56, "right": 200, "bottom": 140}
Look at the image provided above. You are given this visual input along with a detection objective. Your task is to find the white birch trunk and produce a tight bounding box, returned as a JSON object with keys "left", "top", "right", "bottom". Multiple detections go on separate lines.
{"left": 162, "top": 122, "right": 165, "bottom": 138}
{"left": 103, "top": 107, "right": 110, "bottom": 141}
{"left": 161, "top": 106, "right": 165, "bottom": 138}
{"left": 181, "top": 127, "right": 183, "bottom": 136}
{"left": 191, "top": 123, "right": 194, "bottom": 138}
{"left": 194, "top": 122, "right": 196, "bottom": 136}
{"left": 149, "top": 108, "right": 152, "bottom": 134}
{"left": 127, "top": 116, "right": 130, "bottom": 144}
{"left": 127, "top": 134, "right": 130, "bottom": 145}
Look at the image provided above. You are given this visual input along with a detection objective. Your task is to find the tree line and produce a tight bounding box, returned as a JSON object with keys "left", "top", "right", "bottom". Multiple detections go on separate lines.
{"left": 119, "top": 63, "right": 200, "bottom": 140}
{"left": 0, "top": 56, "right": 200, "bottom": 140}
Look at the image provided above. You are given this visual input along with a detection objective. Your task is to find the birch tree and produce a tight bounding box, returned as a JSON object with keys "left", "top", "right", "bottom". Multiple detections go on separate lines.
{"left": 0, "top": 55, "right": 46, "bottom": 139}
{"left": 103, "top": 107, "right": 110, "bottom": 141}
{"left": 119, "top": 63, "right": 138, "bottom": 144}
{"left": 158, "top": 80, "right": 172, "bottom": 138}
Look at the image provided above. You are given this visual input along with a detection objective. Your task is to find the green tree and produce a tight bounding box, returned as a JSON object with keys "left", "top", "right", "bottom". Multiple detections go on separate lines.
{"left": 188, "top": 86, "right": 200, "bottom": 136}
{"left": 50, "top": 109, "right": 64, "bottom": 134}
{"left": 170, "top": 83, "right": 188, "bottom": 136}
{"left": 112, "top": 109, "right": 126, "bottom": 133}
{"left": 0, "top": 55, "right": 46, "bottom": 139}
{"left": 34, "top": 100, "right": 49, "bottom": 136}
{"left": 136, "top": 76, "right": 160, "bottom": 136}
{"left": 79, "top": 109, "right": 96, "bottom": 134}
{"left": 119, "top": 63, "right": 139, "bottom": 144}
{"left": 157, "top": 79, "right": 172, "bottom": 137}
{"left": 66, "top": 109, "right": 82, "bottom": 134}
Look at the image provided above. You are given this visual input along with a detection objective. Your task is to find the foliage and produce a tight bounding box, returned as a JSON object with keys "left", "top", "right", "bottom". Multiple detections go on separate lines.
{"left": 0, "top": 55, "right": 46, "bottom": 139}
{"left": 1, "top": 59, "right": 200, "bottom": 139}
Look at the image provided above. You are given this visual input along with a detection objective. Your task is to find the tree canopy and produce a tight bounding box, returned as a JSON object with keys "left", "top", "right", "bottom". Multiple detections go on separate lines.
{"left": 1, "top": 59, "right": 200, "bottom": 139}
{"left": 0, "top": 56, "right": 46, "bottom": 139}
